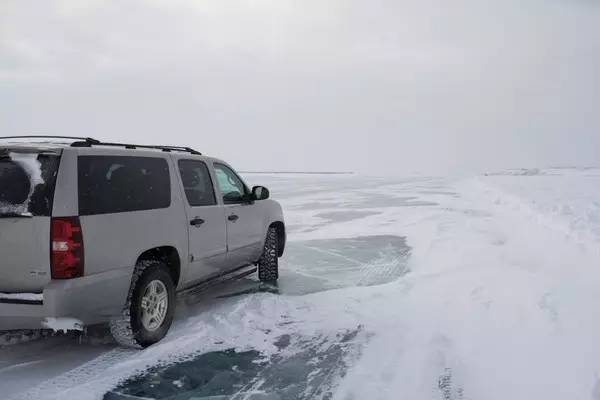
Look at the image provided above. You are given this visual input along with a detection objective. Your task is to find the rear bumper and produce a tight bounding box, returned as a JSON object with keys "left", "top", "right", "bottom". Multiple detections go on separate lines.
{"left": 0, "top": 266, "right": 134, "bottom": 330}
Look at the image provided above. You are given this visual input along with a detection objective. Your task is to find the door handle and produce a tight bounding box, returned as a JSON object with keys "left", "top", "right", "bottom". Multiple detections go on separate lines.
{"left": 190, "top": 217, "right": 205, "bottom": 227}
{"left": 228, "top": 214, "right": 239, "bottom": 222}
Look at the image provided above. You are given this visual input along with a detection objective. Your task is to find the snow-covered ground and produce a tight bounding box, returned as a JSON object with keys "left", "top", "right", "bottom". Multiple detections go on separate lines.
{"left": 2, "top": 169, "right": 600, "bottom": 399}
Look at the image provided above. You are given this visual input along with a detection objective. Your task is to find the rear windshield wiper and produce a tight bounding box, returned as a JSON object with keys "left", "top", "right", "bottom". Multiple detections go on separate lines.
{"left": 0, "top": 212, "right": 33, "bottom": 218}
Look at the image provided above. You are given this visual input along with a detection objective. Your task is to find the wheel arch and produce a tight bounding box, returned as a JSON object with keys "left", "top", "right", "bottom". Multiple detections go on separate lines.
{"left": 136, "top": 246, "right": 181, "bottom": 287}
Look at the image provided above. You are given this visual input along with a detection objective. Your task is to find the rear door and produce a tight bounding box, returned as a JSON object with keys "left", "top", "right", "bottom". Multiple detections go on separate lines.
{"left": 0, "top": 148, "right": 61, "bottom": 292}
{"left": 212, "top": 162, "right": 264, "bottom": 268}
{"left": 76, "top": 152, "right": 188, "bottom": 285}
{"left": 175, "top": 157, "right": 227, "bottom": 283}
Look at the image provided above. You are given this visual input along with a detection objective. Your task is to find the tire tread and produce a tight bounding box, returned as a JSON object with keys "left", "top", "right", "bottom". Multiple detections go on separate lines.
{"left": 258, "top": 227, "right": 279, "bottom": 282}
{"left": 109, "top": 260, "right": 168, "bottom": 348}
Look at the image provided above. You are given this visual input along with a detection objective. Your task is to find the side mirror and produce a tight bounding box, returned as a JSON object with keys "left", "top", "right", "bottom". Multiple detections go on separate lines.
{"left": 252, "top": 186, "right": 270, "bottom": 201}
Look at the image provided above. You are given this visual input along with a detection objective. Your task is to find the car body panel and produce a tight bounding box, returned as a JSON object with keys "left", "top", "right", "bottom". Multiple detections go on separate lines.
{"left": 0, "top": 265, "right": 134, "bottom": 330}
{"left": 74, "top": 147, "right": 190, "bottom": 289}
{"left": 170, "top": 154, "right": 228, "bottom": 285}
{"left": 209, "top": 160, "right": 267, "bottom": 267}
{"left": 0, "top": 217, "right": 53, "bottom": 292}
{"left": 0, "top": 146, "right": 63, "bottom": 293}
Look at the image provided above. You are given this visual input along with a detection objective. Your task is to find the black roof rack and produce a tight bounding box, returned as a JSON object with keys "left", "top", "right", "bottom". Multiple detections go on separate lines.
{"left": 0, "top": 135, "right": 100, "bottom": 143}
{"left": 0, "top": 136, "right": 201, "bottom": 155}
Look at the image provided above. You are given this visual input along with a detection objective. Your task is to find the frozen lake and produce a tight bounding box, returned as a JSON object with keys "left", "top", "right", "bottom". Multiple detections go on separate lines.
{"left": 3, "top": 170, "right": 600, "bottom": 399}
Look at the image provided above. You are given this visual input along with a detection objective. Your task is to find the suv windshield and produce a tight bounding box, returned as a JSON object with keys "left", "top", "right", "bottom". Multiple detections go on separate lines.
{"left": 0, "top": 151, "right": 60, "bottom": 217}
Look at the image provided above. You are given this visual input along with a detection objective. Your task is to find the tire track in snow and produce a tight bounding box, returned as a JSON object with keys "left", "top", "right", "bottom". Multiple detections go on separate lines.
{"left": 7, "top": 348, "right": 137, "bottom": 400}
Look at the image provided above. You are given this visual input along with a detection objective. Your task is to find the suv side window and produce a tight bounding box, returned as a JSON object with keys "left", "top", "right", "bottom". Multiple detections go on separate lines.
{"left": 78, "top": 156, "right": 171, "bottom": 215}
{"left": 178, "top": 159, "right": 216, "bottom": 207}
{"left": 214, "top": 163, "right": 248, "bottom": 204}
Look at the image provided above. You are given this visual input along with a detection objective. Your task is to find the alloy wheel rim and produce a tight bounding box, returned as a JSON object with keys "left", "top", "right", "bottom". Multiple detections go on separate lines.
{"left": 140, "top": 280, "right": 168, "bottom": 332}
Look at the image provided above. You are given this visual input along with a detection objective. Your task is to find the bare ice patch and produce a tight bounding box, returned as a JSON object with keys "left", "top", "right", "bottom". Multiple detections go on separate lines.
{"left": 279, "top": 235, "right": 411, "bottom": 294}
{"left": 104, "top": 329, "right": 362, "bottom": 400}
{"left": 187, "top": 236, "right": 411, "bottom": 299}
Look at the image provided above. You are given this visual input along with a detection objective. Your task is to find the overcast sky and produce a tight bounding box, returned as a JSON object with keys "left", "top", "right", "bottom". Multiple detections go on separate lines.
{"left": 1, "top": 0, "right": 599, "bottom": 175}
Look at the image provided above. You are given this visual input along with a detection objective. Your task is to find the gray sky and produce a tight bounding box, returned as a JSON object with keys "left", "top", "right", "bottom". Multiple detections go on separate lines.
{"left": 1, "top": 0, "right": 599, "bottom": 175}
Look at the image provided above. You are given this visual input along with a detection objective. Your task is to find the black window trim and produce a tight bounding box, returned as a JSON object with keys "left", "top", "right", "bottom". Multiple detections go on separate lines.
{"left": 177, "top": 158, "right": 217, "bottom": 207}
{"left": 213, "top": 162, "right": 250, "bottom": 205}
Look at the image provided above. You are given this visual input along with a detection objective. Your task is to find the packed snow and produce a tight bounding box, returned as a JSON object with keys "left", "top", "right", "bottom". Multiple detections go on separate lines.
{"left": 0, "top": 293, "right": 43, "bottom": 302}
{"left": 2, "top": 169, "right": 600, "bottom": 399}
{"left": 9, "top": 152, "right": 44, "bottom": 190}
{"left": 41, "top": 318, "right": 84, "bottom": 333}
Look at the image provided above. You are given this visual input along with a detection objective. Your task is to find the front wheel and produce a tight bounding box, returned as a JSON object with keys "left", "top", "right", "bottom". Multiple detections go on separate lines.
{"left": 110, "top": 261, "right": 175, "bottom": 348}
{"left": 258, "top": 226, "right": 279, "bottom": 282}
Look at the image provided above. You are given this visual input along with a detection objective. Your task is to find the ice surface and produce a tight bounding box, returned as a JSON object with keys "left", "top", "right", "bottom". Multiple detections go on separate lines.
{"left": 4, "top": 170, "right": 600, "bottom": 400}
{"left": 106, "top": 330, "right": 360, "bottom": 400}
{"left": 283, "top": 235, "right": 411, "bottom": 291}
{"left": 485, "top": 168, "right": 545, "bottom": 176}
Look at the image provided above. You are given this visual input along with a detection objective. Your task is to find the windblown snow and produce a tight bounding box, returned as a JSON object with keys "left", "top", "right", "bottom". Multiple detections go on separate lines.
{"left": 0, "top": 293, "right": 43, "bottom": 302}
{"left": 0, "top": 152, "right": 44, "bottom": 215}
{"left": 9, "top": 152, "right": 44, "bottom": 189}
{"left": 2, "top": 168, "right": 600, "bottom": 400}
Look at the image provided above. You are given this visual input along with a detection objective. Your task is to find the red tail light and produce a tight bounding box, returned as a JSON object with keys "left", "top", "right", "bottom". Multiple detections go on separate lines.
{"left": 51, "top": 217, "right": 84, "bottom": 279}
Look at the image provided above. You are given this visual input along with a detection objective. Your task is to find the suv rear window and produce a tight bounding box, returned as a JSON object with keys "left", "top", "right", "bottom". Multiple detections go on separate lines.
{"left": 78, "top": 156, "right": 171, "bottom": 215}
{"left": 0, "top": 152, "right": 60, "bottom": 216}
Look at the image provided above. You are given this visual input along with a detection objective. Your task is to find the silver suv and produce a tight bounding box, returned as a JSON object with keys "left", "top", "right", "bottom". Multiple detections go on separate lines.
{"left": 0, "top": 136, "right": 285, "bottom": 348}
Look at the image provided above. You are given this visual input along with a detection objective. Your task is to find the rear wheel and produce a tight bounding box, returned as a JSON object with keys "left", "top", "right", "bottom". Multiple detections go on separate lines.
{"left": 110, "top": 260, "right": 175, "bottom": 348}
{"left": 258, "top": 226, "right": 279, "bottom": 282}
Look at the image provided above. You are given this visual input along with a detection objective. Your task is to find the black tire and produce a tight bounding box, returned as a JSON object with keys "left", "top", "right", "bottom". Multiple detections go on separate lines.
{"left": 258, "top": 226, "right": 279, "bottom": 282}
{"left": 110, "top": 260, "right": 176, "bottom": 348}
